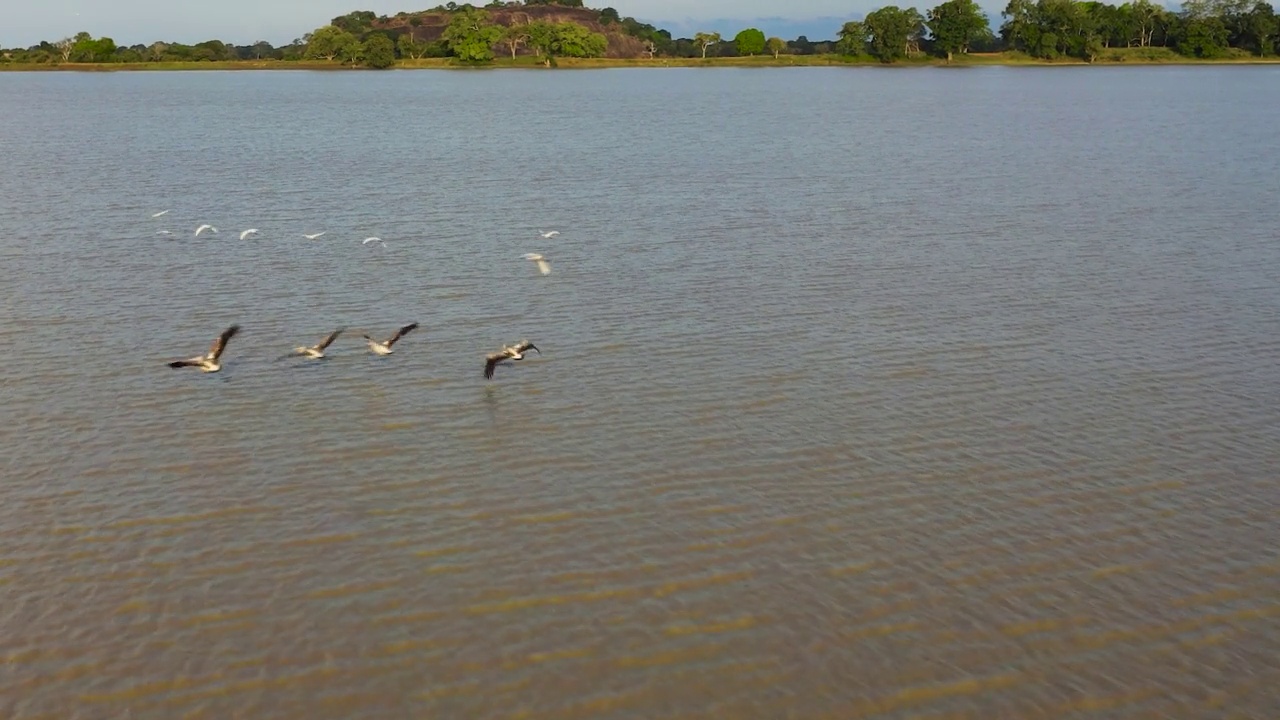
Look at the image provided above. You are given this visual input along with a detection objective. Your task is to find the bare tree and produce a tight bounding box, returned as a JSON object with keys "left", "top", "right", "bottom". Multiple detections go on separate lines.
{"left": 694, "top": 31, "right": 721, "bottom": 58}
{"left": 55, "top": 37, "right": 74, "bottom": 62}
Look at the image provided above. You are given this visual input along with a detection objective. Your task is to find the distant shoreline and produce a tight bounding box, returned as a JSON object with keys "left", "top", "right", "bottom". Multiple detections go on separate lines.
{"left": 4, "top": 52, "right": 1280, "bottom": 72}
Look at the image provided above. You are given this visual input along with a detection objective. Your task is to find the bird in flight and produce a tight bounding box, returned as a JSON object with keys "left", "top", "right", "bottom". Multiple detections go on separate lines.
{"left": 239, "top": 229, "right": 260, "bottom": 240}
{"left": 152, "top": 209, "right": 170, "bottom": 218}
{"left": 362, "top": 237, "right": 385, "bottom": 248}
{"left": 167, "top": 325, "right": 241, "bottom": 373}
{"left": 291, "top": 327, "right": 345, "bottom": 360}
{"left": 195, "top": 224, "right": 218, "bottom": 237}
{"left": 524, "top": 253, "right": 551, "bottom": 275}
{"left": 363, "top": 323, "right": 418, "bottom": 355}
{"left": 484, "top": 339, "right": 540, "bottom": 380}
{"left": 304, "top": 232, "right": 326, "bottom": 240}
{"left": 540, "top": 230, "right": 559, "bottom": 238}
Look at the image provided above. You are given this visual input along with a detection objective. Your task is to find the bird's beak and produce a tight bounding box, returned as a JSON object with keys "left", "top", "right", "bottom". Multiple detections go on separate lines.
{"left": 529, "top": 345, "right": 540, "bottom": 354}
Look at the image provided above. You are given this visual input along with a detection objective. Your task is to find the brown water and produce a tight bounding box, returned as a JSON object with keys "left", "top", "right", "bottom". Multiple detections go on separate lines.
{"left": 1, "top": 67, "right": 1279, "bottom": 718}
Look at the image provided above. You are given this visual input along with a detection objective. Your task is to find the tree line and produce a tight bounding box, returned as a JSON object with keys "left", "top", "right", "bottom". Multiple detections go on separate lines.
{"left": 2, "top": 0, "right": 1276, "bottom": 66}
{"left": 822, "top": 0, "right": 1277, "bottom": 63}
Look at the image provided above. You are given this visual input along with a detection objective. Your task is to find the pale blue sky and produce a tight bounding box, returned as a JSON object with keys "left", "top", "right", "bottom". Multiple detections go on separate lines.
{"left": 2, "top": 0, "right": 995, "bottom": 47}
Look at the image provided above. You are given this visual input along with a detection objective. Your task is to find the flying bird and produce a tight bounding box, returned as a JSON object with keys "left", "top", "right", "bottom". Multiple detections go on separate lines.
{"left": 484, "top": 339, "right": 540, "bottom": 380}
{"left": 167, "top": 325, "right": 241, "bottom": 373}
{"left": 304, "top": 232, "right": 326, "bottom": 240}
{"left": 152, "top": 209, "right": 170, "bottom": 218}
{"left": 363, "top": 323, "right": 418, "bottom": 355}
{"left": 524, "top": 253, "right": 551, "bottom": 275}
{"left": 540, "top": 231, "right": 559, "bottom": 238}
{"left": 239, "top": 229, "right": 260, "bottom": 240}
{"left": 362, "top": 237, "right": 385, "bottom": 247}
{"left": 291, "top": 327, "right": 345, "bottom": 360}
{"left": 195, "top": 224, "right": 218, "bottom": 237}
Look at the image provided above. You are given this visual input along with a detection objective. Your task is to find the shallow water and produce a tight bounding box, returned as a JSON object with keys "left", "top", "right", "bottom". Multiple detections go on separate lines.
{"left": 1, "top": 66, "right": 1279, "bottom": 718}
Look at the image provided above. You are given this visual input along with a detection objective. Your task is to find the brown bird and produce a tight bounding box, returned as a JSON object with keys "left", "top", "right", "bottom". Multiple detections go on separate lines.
{"left": 168, "top": 325, "right": 240, "bottom": 373}
{"left": 292, "top": 327, "right": 345, "bottom": 359}
{"left": 363, "top": 323, "right": 418, "bottom": 355}
{"left": 484, "top": 339, "right": 540, "bottom": 380}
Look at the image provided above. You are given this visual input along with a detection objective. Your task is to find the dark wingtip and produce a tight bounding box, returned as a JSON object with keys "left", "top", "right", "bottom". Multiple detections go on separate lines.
{"left": 167, "top": 361, "right": 184, "bottom": 368}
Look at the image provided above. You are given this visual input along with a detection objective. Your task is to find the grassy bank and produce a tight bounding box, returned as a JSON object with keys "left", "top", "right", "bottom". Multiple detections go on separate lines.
{"left": 4, "top": 48, "right": 1279, "bottom": 71}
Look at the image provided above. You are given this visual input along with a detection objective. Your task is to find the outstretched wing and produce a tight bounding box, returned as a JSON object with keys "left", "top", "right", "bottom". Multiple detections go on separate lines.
{"left": 207, "top": 324, "right": 241, "bottom": 360}
{"left": 316, "top": 327, "right": 346, "bottom": 350}
{"left": 484, "top": 352, "right": 504, "bottom": 380}
{"left": 386, "top": 322, "right": 418, "bottom": 347}
{"left": 168, "top": 359, "right": 199, "bottom": 369}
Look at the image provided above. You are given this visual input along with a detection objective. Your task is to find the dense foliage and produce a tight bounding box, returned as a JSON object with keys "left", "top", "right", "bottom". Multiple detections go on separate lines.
{"left": 1, "top": 0, "right": 1276, "bottom": 66}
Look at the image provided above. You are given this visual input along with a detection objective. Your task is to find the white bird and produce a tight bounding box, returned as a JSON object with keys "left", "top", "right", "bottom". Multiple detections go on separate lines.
{"left": 152, "top": 209, "right": 170, "bottom": 218}
{"left": 304, "top": 232, "right": 326, "bottom": 240}
{"left": 484, "top": 339, "right": 540, "bottom": 380}
{"left": 363, "top": 323, "right": 418, "bottom": 355}
{"left": 155, "top": 230, "right": 172, "bottom": 236}
{"left": 167, "top": 325, "right": 240, "bottom": 373}
{"left": 239, "top": 229, "right": 260, "bottom": 240}
{"left": 291, "top": 327, "right": 345, "bottom": 360}
{"left": 540, "top": 231, "right": 559, "bottom": 238}
{"left": 195, "top": 224, "right": 218, "bottom": 237}
{"left": 362, "top": 237, "right": 385, "bottom": 247}
{"left": 524, "top": 253, "right": 551, "bottom": 275}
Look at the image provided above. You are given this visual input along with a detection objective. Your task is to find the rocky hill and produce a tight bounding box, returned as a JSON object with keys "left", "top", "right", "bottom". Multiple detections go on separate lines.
{"left": 373, "top": 5, "right": 652, "bottom": 58}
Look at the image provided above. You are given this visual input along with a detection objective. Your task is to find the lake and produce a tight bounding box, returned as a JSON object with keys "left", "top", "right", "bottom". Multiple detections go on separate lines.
{"left": 1, "top": 66, "right": 1278, "bottom": 718}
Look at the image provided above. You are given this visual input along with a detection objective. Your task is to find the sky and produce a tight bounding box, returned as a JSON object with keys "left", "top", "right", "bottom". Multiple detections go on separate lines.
{"left": 0, "top": 0, "right": 1004, "bottom": 48}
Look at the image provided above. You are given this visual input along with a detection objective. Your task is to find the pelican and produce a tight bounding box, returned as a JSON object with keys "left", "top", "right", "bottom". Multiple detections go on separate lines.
{"left": 167, "top": 325, "right": 240, "bottom": 373}
{"left": 152, "top": 209, "right": 170, "bottom": 218}
{"left": 291, "top": 327, "right": 345, "bottom": 359}
{"left": 540, "top": 230, "right": 559, "bottom": 238}
{"left": 304, "top": 232, "right": 326, "bottom": 240}
{"left": 195, "top": 224, "right": 218, "bottom": 237}
{"left": 524, "top": 253, "right": 551, "bottom": 275}
{"left": 484, "top": 339, "right": 540, "bottom": 380}
{"left": 239, "top": 229, "right": 260, "bottom": 240}
{"left": 363, "top": 323, "right": 418, "bottom": 355}
{"left": 362, "top": 237, "right": 386, "bottom": 248}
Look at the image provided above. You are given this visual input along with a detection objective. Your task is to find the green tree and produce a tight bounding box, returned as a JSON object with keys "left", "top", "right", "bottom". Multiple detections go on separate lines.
{"left": 864, "top": 6, "right": 924, "bottom": 61}
{"left": 928, "top": 0, "right": 990, "bottom": 60}
{"left": 550, "top": 22, "right": 608, "bottom": 57}
{"left": 363, "top": 34, "right": 396, "bottom": 67}
{"left": 442, "top": 7, "right": 503, "bottom": 61}
{"left": 734, "top": 27, "right": 766, "bottom": 54}
{"left": 836, "top": 21, "right": 869, "bottom": 54}
{"left": 70, "top": 33, "right": 117, "bottom": 62}
{"left": 766, "top": 36, "right": 788, "bottom": 57}
{"left": 1242, "top": 1, "right": 1277, "bottom": 54}
{"left": 305, "top": 25, "right": 360, "bottom": 61}
{"left": 527, "top": 21, "right": 556, "bottom": 58}
{"left": 1001, "top": 0, "right": 1036, "bottom": 49}
{"left": 397, "top": 34, "right": 427, "bottom": 59}
{"left": 193, "top": 39, "right": 233, "bottom": 61}
{"left": 503, "top": 23, "right": 531, "bottom": 58}
{"left": 332, "top": 10, "right": 377, "bottom": 35}
{"left": 1177, "top": 15, "right": 1229, "bottom": 55}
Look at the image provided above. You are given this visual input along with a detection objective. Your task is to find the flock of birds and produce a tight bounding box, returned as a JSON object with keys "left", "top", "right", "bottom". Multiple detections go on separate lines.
{"left": 156, "top": 210, "right": 557, "bottom": 381}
